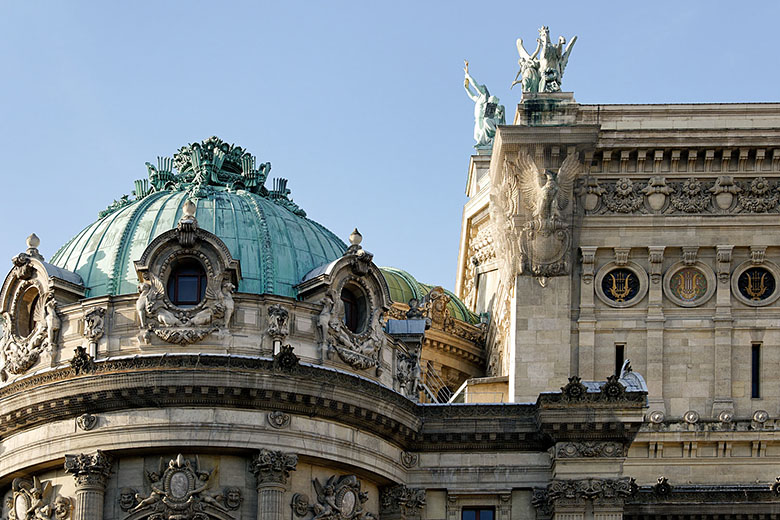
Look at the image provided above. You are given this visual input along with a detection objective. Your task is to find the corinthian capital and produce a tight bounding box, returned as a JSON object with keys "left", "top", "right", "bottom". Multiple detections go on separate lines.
{"left": 251, "top": 449, "right": 298, "bottom": 487}
{"left": 64, "top": 450, "right": 112, "bottom": 488}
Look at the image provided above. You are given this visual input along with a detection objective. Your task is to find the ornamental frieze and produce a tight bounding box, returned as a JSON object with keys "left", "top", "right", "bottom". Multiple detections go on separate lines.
{"left": 579, "top": 175, "right": 780, "bottom": 215}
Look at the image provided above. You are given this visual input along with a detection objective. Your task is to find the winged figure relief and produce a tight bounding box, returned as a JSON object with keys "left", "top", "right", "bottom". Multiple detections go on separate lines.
{"left": 510, "top": 152, "right": 581, "bottom": 221}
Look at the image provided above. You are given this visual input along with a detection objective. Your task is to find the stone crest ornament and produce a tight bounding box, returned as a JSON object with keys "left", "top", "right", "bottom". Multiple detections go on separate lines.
{"left": 9, "top": 476, "right": 70, "bottom": 520}
{"left": 400, "top": 451, "right": 419, "bottom": 469}
{"left": 304, "top": 474, "right": 376, "bottom": 520}
{"left": 267, "top": 411, "right": 291, "bottom": 429}
{"left": 642, "top": 176, "right": 674, "bottom": 211}
{"left": 76, "top": 413, "right": 98, "bottom": 431}
{"left": 125, "top": 454, "right": 235, "bottom": 520}
{"left": 506, "top": 151, "right": 580, "bottom": 285}
{"left": 683, "top": 410, "right": 700, "bottom": 424}
{"left": 513, "top": 26, "right": 577, "bottom": 93}
{"left": 464, "top": 61, "right": 505, "bottom": 149}
{"left": 670, "top": 178, "right": 710, "bottom": 213}
{"left": 600, "top": 374, "right": 627, "bottom": 400}
{"left": 561, "top": 376, "right": 587, "bottom": 401}
{"left": 273, "top": 344, "right": 300, "bottom": 371}
{"left": 134, "top": 200, "right": 241, "bottom": 345}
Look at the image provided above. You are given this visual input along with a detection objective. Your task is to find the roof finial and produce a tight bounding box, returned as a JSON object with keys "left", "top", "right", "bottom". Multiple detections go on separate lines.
{"left": 27, "top": 233, "right": 40, "bottom": 250}
{"left": 349, "top": 228, "right": 362, "bottom": 247}
{"left": 182, "top": 199, "right": 197, "bottom": 218}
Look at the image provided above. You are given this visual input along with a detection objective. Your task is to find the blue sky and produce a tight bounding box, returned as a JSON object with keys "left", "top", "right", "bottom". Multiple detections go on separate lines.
{"left": 1, "top": 1, "right": 779, "bottom": 292}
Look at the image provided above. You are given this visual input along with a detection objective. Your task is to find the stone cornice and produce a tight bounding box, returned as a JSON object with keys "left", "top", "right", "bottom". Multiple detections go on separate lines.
{"left": 0, "top": 355, "right": 646, "bottom": 455}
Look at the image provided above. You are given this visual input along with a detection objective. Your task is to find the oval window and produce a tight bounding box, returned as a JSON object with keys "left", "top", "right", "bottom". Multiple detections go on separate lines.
{"left": 166, "top": 259, "right": 207, "bottom": 307}
{"left": 16, "top": 286, "right": 40, "bottom": 337}
{"left": 340, "top": 284, "right": 367, "bottom": 333}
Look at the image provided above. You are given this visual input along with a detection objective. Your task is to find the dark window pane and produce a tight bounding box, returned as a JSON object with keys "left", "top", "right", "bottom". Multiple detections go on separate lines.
{"left": 461, "top": 511, "right": 476, "bottom": 520}
{"left": 480, "top": 510, "right": 494, "bottom": 520}
{"left": 177, "top": 276, "right": 200, "bottom": 303}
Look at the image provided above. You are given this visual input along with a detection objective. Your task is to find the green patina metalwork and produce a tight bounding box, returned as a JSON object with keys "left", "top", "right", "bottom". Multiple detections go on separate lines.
{"left": 50, "top": 137, "right": 346, "bottom": 298}
{"left": 379, "top": 267, "right": 479, "bottom": 325}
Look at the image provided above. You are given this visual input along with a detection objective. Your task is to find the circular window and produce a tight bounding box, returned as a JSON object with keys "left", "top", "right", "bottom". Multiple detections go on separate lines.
{"left": 738, "top": 267, "right": 776, "bottom": 301}
{"left": 663, "top": 262, "right": 716, "bottom": 307}
{"left": 340, "top": 284, "right": 367, "bottom": 333}
{"left": 601, "top": 268, "right": 640, "bottom": 303}
{"left": 16, "top": 286, "right": 41, "bottom": 337}
{"left": 731, "top": 262, "right": 779, "bottom": 307}
{"left": 166, "top": 259, "right": 207, "bottom": 307}
{"left": 595, "top": 262, "right": 649, "bottom": 308}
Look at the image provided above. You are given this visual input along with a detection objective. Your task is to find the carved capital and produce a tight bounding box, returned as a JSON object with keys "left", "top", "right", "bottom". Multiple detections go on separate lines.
{"left": 580, "top": 247, "right": 598, "bottom": 285}
{"left": 614, "top": 248, "right": 630, "bottom": 266}
{"left": 751, "top": 245, "right": 767, "bottom": 265}
{"left": 380, "top": 485, "right": 426, "bottom": 519}
{"left": 681, "top": 246, "right": 699, "bottom": 266}
{"left": 64, "top": 450, "right": 112, "bottom": 489}
{"left": 648, "top": 246, "right": 665, "bottom": 284}
{"left": 251, "top": 449, "right": 298, "bottom": 488}
{"left": 716, "top": 245, "right": 734, "bottom": 283}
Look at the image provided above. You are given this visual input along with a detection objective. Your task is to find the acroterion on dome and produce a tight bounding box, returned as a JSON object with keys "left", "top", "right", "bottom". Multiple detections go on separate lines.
{"left": 50, "top": 137, "right": 346, "bottom": 298}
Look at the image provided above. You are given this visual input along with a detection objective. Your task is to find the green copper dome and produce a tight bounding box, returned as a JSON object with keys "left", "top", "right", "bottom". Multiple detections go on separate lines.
{"left": 380, "top": 266, "right": 479, "bottom": 324}
{"left": 50, "top": 137, "right": 346, "bottom": 298}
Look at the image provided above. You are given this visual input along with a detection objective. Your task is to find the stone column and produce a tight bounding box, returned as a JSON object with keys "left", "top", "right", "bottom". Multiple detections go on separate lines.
{"left": 577, "top": 247, "right": 598, "bottom": 381}
{"left": 646, "top": 246, "right": 665, "bottom": 413}
{"left": 250, "top": 448, "right": 298, "bottom": 520}
{"left": 63, "top": 450, "right": 112, "bottom": 520}
{"left": 713, "top": 245, "right": 735, "bottom": 414}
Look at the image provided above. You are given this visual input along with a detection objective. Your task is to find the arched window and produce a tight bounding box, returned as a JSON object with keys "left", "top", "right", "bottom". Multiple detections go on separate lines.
{"left": 340, "top": 284, "right": 367, "bottom": 333}
{"left": 167, "top": 259, "right": 207, "bottom": 307}
{"left": 17, "top": 286, "right": 40, "bottom": 337}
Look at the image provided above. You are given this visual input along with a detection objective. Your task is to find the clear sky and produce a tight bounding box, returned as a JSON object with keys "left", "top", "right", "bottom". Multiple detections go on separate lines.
{"left": 1, "top": 1, "right": 779, "bottom": 292}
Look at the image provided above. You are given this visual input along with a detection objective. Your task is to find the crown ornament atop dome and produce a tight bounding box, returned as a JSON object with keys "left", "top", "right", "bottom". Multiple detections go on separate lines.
{"left": 99, "top": 136, "right": 306, "bottom": 218}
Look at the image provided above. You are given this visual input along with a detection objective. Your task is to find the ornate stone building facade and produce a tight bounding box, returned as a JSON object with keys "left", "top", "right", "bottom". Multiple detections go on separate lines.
{"left": 3, "top": 34, "right": 780, "bottom": 520}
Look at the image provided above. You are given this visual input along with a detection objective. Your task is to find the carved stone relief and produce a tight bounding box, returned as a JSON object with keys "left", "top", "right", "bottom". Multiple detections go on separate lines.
{"left": 585, "top": 175, "right": 780, "bottom": 215}
{"left": 0, "top": 289, "right": 60, "bottom": 379}
{"left": 266, "top": 304, "right": 290, "bottom": 344}
{"left": 8, "top": 477, "right": 71, "bottom": 520}
{"left": 380, "top": 485, "right": 425, "bottom": 519}
{"left": 82, "top": 307, "right": 106, "bottom": 354}
{"left": 76, "top": 413, "right": 97, "bottom": 431}
{"left": 292, "top": 474, "right": 376, "bottom": 520}
{"left": 134, "top": 201, "right": 240, "bottom": 346}
{"left": 124, "top": 454, "right": 235, "bottom": 520}
{"left": 267, "top": 411, "right": 291, "bottom": 429}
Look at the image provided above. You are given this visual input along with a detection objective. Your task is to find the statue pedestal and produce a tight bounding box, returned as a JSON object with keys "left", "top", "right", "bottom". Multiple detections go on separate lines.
{"left": 515, "top": 92, "right": 578, "bottom": 126}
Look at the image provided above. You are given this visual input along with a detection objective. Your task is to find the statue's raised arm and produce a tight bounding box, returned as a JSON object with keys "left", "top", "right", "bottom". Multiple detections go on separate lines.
{"left": 463, "top": 61, "right": 505, "bottom": 150}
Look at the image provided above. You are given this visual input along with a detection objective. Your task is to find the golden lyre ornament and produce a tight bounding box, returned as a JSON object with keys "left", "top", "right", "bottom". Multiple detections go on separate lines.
{"left": 608, "top": 272, "right": 632, "bottom": 302}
